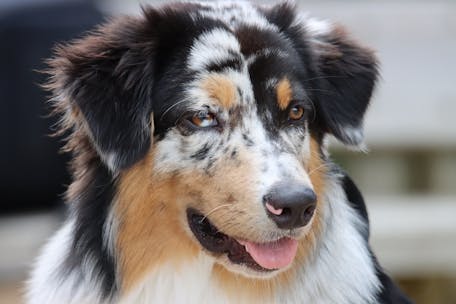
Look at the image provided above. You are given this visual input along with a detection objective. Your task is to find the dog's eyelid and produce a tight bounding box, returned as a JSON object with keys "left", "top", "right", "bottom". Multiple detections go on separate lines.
{"left": 178, "top": 109, "right": 220, "bottom": 131}
{"left": 288, "top": 99, "right": 307, "bottom": 108}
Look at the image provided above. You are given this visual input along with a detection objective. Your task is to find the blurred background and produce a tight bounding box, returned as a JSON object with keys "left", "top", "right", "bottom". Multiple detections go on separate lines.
{"left": 0, "top": 0, "right": 455, "bottom": 303}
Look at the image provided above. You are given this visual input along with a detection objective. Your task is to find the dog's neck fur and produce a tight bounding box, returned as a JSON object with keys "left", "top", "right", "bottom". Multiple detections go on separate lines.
{"left": 119, "top": 175, "right": 380, "bottom": 304}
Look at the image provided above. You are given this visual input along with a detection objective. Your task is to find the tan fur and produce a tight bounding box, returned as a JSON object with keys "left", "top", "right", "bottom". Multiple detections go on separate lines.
{"left": 116, "top": 145, "right": 272, "bottom": 294}
{"left": 294, "top": 136, "right": 326, "bottom": 274}
{"left": 178, "top": 150, "right": 269, "bottom": 243}
{"left": 276, "top": 78, "right": 293, "bottom": 110}
{"left": 201, "top": 74, "right": 238, "bottom": 109}
{"left": 308, "top": 137, "right": 326, "bottom": 203}
{"left": 115, "top": 149, "right": 262, "bottom": 292}
{"left": 116, "top": 151, "right": 199, "bottom": 292}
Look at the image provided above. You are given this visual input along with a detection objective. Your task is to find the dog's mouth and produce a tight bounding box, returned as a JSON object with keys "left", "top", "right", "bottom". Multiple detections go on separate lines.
{"left": 187, "top": 208, "right": 298, "bottom": 272}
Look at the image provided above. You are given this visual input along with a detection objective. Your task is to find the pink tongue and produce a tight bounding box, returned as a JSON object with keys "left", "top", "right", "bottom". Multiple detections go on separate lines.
{"left": 241, "top": 238, "right": 298, "bottom": 270}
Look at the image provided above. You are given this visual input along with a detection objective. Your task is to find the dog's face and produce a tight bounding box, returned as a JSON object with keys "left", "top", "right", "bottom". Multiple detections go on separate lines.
{"left": 152, "top": 44, "right": 321, "bottom": 276}
{"left": 49, "top": 1, "right": 377, "bottom": 288}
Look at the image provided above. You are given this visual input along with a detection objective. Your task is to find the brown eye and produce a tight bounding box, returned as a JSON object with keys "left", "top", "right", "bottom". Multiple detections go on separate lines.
{"left": 289, "top": 105, "right": 305, "bottom": 120}
{"left": 190, "top": 112, "right": 218, "bottom": 128}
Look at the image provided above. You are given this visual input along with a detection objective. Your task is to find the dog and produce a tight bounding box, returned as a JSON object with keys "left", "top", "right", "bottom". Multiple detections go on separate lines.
{"left": 26, "top": 1, "right": 413, "bottom": 303}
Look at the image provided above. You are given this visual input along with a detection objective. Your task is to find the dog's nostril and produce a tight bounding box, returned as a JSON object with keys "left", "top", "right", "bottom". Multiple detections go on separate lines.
{"left": 263, "top": 183, "right": 317, "bottom": 229}
{"left": 305, "top": 204, "right": 315, "bottom": 214}
{"left": 302, "top": 205, "right": 316, "bottom": 223}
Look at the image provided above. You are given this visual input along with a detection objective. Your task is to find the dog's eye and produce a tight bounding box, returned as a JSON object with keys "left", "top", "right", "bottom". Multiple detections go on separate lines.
{"left": 190, "top": 111, "right": 218, "bottom": 128}
{"left": 289, "top": 105, "right": 305, "bottom": 120}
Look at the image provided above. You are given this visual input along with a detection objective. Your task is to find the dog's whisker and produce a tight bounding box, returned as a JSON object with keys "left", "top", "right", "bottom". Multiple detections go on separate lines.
{"left": 199, "top": 204, "right": 232, "bottom": 224}
{"left": 305, "top": 88, "right": 337, "bottom": 95}
{"left": 308, "top": 163, "right": 327, "bottom": 176}
{"left": 307, "top": 97, "right": 317, "bottom": 123}
{"left": 159, "top": 99, "right": 189, "bottom": 122}
{"left": 301, "top": 75, "right": 345, "bottom": 82}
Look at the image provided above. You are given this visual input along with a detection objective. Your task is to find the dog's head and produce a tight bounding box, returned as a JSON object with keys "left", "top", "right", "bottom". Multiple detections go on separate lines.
{"left": 48, "top": 1, "right": 377, "bottom": 289}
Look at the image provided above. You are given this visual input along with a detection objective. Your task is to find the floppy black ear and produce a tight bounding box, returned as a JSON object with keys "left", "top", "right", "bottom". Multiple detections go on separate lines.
{"left": 305, "top": 20, "right": 379, "bottom": 145}
{"left": 261, "top": 3, "right": 378, "bottom": 145}
{"left": 47, "top": 15, "right": 157, "bottom": 171}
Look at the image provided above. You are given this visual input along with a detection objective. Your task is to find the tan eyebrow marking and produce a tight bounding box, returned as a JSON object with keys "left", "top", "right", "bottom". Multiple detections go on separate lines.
{"left": 276, "top": 78, "right": 293, "bottom": 110}
{"left": 201, "top": 74, "right": 238, "bottom": 109}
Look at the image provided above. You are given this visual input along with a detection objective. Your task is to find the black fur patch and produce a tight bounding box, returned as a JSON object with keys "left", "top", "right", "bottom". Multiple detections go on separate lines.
{"left": 263, "top": 2, "right": 378, "bottom": 145}
{"left": 374, "top": 257, "right": 415, "bottom": 303}
{"left": 242, "top": 133, "right": 255, "bottom": 147}
{"left": 64, "top": 164, "right": 117, "bottom": 298}
{"left": 340, "top": 170, "right": 413, "bottom": 303}
{"left": 191, "top": 143, "right": 211, "bottom": 160}
{"left": 52, "top": 16, "right": 156, "bottom": 171}
{"left": 206, "top": 55, "right": 243, "bottom": 73}
{"left": 341, "top": 172, "right": 370, "bottom": 240}
{"left": 314, "top": 32, "right": 379, "bottom": 145}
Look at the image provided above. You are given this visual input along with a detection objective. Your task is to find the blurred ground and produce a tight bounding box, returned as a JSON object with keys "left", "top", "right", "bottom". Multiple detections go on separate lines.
{"left": 0, "top": 282, "right": 22, "bottom": 304}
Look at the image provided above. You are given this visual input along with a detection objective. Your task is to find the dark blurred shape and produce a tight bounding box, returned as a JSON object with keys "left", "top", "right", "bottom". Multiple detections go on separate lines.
{"left": 0, "top": 0, "right": 103, "bottom": 213}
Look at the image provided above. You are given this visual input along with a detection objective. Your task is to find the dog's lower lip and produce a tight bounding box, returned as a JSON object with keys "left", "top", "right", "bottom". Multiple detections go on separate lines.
{"left": 187, "top": 208, "right": 279, "bottom": 272}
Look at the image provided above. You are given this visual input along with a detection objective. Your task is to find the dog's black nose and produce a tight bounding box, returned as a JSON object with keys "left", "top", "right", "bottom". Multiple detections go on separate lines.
{"left": 263, "top": 184, "right": 317, "bottom": 229}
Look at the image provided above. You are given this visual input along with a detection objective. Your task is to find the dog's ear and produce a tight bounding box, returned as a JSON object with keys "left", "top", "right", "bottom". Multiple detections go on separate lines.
{"left": 47, "top": 15, "right": 158, "bottom": 171}
{"left": 303, "top": 20, "right": 379, "bottom": 146}
{"left": 265, "top": 3, "right": 379, "bottom": 146}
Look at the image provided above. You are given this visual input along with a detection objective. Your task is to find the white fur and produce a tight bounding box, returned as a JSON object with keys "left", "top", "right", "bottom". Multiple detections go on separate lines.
{"left": 245, "top": 47, "right": 288, "bottom": 68}
{"left": 300, "top": 16, "right": 332, "bottom": 37}
{"left": 286, "top": 175, "right": 381, "bottom": 303}
{"left": 264, "top": 77, "right": 279, "bottom": 90}
{"left": 103, "top": 206, "right": 119, "bottom": 269}
{"left": 223, "top": 67, "right": 254, "bottom": 105}
{"left": 339, "top": 125, "right": 366, "bottom": 147}
{"left": 26, "top": 220, "right": 110, "bottom": 304}
{"left": 301, "top": 125, "right": 312, "bottom": 160}
{"left": 194, "top": 0, "right": 278, "bottom": 32}
{"left": 119, "top": 254, "right": 220, "bottom": 304}
{"left": 188, "top": 28, "right": 241, "bottom": 71}
{"left": 104, "top": 152, "right": 119, "bottom": 174}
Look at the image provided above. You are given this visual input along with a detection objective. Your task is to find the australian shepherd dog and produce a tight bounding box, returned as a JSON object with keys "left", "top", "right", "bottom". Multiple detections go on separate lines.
{"left": 27, "top": 1, "right": 412, "bottom": 303}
